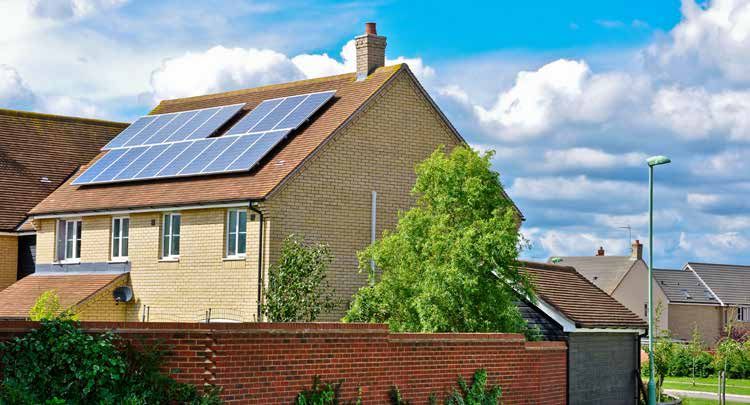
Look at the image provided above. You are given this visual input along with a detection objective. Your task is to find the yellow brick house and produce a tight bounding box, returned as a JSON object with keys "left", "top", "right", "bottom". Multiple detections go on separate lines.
{"left": 0, "top": 24, "right": 492, "bottom": 322}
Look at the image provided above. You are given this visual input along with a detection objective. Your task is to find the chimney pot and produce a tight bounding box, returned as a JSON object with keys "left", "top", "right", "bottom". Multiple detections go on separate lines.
{"left": 631, "top": 239, "right": 644, "bottom": 260}
{"left": 355, "top": 22, "right": 387, "bottom": 80}
{"left": 365, "top": 22, "right": 377, "bottom": 35}
{"left": 596, "top": 247, "right": 605, "bottom": 256}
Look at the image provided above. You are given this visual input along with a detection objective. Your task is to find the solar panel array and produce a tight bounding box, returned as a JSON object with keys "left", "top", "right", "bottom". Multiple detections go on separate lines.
{"left": 103, "top": 104, "right": 245, "bottom": 150}
{"left": 73, "top": 90, "right": 336, "bottom": 186}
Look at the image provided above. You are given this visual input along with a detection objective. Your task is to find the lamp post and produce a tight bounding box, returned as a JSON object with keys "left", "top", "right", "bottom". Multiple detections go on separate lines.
{"left": 646, "top": 155, "right": 671, "bottom": 405}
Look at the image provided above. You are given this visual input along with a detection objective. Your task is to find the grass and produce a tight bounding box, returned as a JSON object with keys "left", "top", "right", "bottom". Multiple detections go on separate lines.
{"left": 680, "top": 398, "right": 744, "bottom": 405}
{"left": 663, "top": 376, "right": 750, "bottom": 396}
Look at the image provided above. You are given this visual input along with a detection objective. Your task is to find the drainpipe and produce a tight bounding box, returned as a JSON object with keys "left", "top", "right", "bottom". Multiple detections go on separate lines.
{"left": 249, "top": 202, "right": 264, "bottom": 321}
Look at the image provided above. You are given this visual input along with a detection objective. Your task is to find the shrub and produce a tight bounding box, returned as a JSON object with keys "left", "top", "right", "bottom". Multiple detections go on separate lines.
{"left": 296, "top": 377, "right": 361, "bottom": 405}
{"left": 0, "top": 318, "right": 221, "bottom": 404}
{"left": 263, "top": 235, "right": 338, "bottom": 322}
{"left": 445, "top": 369, "right": 501, "bottom": 405}
{"left": 28, "top": 290, "right": 77, "bottom": 321}
{"left": 714, "top": 337, "right": 750, "bottom": 379}
{"left": 667, "top": 345, "right": 714, "bottom": 378}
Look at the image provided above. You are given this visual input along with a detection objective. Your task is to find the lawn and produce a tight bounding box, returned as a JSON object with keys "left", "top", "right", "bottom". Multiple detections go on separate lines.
{"left": 680, "top": 398, "right": 744, "bottom": 405}
{"left": 663, "top": 376, "right": 750, "bottom": 396}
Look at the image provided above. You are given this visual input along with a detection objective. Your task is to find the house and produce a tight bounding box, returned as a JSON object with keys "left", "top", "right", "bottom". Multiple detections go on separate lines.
{"left": 552, "top": 240, "right": 670, "bottom": 334}
{"left": 518, "top": 261, "right": 647, "bottom": 405}
{"left": 653, "top": 262, "right": 750, "bottom": 345}
{"left": 0, "top": 23, "right": 493, "bottom": 322}
{"left": 652, "top": 267, "right": 722, "bottom": 344}
{"left": 0, "top": 109, "right": 126, "bottom": 292}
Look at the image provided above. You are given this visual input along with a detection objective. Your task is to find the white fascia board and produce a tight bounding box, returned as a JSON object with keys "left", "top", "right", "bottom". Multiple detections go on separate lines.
{"left": 575, "top": 328, "right": 646, "bottom": 334}
{"left": 534, "top": 297, "right": 577, "bottom": 332}
{"left": 685, "top": 263, "right": 725, "bottom": 307}
{"left": 32, "top": 201, "right": 253, "bottom": 220}
{"left": 0, "top": 231, "right": 35, "bottom": 236}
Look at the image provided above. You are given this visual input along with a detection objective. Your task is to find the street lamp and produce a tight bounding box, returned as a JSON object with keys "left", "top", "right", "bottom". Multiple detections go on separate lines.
{"left": 646, "top": 155, "right": 671, "bottom": 405}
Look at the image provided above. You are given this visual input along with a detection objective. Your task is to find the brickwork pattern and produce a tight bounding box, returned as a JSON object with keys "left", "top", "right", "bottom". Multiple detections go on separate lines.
{"left": 264, "top": 70, "right": 462, "bottom": 320}
{"left": 0, "top": 322, "right": 567, "bottom": 404}
{"left": 0, "top": 236, "right": 17, "bottom": 290}
{"left": 75, "top": 275, "right": 130, "bottom": 321}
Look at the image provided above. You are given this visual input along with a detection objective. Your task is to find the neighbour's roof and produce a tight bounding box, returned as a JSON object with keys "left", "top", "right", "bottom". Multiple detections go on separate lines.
{"left": 652, "top": 268, "right": 719, "bottom": 304}
{"left": 550, "top": 256, "right": 637, "bottom": 294}
{"left": 0, "top": 273, "right": 128, "bottom": 319}
{"left": 30, "top": 65, "right": 407, "bottom": 215}
{"left": 0, "top": 109, "right": 126, "bottom": 231}
{"left": 520, "top": 261, "right": 647, "bottom": 330}
{"left": 687, "top": 262, "right": 750, "bottom": 306}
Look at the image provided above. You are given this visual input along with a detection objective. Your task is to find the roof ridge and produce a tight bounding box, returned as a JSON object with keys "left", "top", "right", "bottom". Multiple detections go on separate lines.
{"left": 0, "top": 108, "right": 128, "bottom": 127}
{"left": 519, "top": 260, "right": 576, "bottom": 273}
{"left": 153, "top": 64, "right": 405, "bottom": 111}
{"left": 688, "top": 261, "right": 750, "bottom": 268}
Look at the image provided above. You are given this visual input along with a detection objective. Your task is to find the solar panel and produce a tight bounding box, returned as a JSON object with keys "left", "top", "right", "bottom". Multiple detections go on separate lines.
{"left": 73, "top": 130, "right": 292, "bottom": 185}
{"left": 226, "top": 90, "right": 335, "bottom": 135}
{"left": 103, "top": 104, "right": 245, "bottom": 150}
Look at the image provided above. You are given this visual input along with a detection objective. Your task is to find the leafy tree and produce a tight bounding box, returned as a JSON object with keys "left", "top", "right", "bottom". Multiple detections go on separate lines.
{"left": 263, "top": 235, "right": 338, "bottom": 322}
{"left": 28, "top": 290, "right": 77, "bottom": 321}
{"left": 344, "top": 146, "right": 533, "bottom": 333}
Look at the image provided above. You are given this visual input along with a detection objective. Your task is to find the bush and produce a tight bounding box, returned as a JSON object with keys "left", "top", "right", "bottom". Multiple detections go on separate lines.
{"left": 667, "top": 345, "right": 714, "bottom": 378}
{"left": 28, "top": 290, "right": 77, "bottom": 321}
{"left": 445, "top": 369, "right": 501, "bottom": 405}
{"left": 0, "top": 318, "right": 221, "bottom": 404}
{"left": 296, "top": 377, "right": 361, "bottom": 405}
{"left": 714, "top": 338, "right": 750, "bottom": 379}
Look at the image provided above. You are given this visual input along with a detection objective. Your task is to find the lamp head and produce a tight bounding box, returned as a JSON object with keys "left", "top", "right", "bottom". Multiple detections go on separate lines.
{"left": 647, "top": 155, "right": 671, "bottom": 167}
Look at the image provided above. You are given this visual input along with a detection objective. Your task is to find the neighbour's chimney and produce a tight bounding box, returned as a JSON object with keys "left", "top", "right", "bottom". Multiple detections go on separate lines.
{"left": 631, "top": 240, "right": 643, "bottom": 260}
{"left": 355, "top": 22, "right": 387, "bottom": 81}
{"left": 596, "top": 246, "right": 605, "bottom": 256}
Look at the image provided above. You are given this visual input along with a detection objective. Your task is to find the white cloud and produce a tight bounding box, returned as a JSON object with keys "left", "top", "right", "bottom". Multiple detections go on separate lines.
{"left": 509, "top": 175, "right": 644, "bottom": 201}
{"left": 651, "top": 0, "right": 750, "bottom": 83}
{"left": 533, "top": 229, "right": 631, "bottom": 256}
{"left": 0, "top": 65, "right": 36, "bottom": 109}
{"left": 691, "top": 149, "right": 750, "bottom": 176}
{"left": 540, "top": 148, "right": 647, "bottom": 170}
{"left": 678, "top": 231, "right": 750, "bottom": 260}
{"left": 686, "top": 193, "right": 722, "bottom": 209}
{"left": 652, "top": 86, "right": 750, "bottom": 140}
{"left": 149, "top": 46, "right": 305, "bottom": 102}
{"left": 471, "top": 59, "right": 649, "bottom": 139}
{"left": 29, "top": 0, "right": 128, "bottom": 20}
{"left": 38, "top": 95, "right": 102, "bottom": 118}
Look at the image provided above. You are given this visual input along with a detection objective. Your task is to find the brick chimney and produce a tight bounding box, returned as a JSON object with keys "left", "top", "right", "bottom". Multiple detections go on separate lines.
{"left": 355, "top": 22, "right": 387, "bottom": 81}
{"left": 631, "top": 240, "right": 643, "bottom": 260}
{"left": 596, "top": 246, "right": 605, "bottom": 256}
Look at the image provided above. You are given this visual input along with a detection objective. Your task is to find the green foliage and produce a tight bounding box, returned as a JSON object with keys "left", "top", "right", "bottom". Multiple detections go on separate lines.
{"left": 714, "top": 338, "right": 750, "bottom": 379}
{"left": 444, "top": 369, "right": 502, "bottom": 405}
{"left": 296, "top": 377, "right": 362, "bottom": 405}
{"left": 666, "top": 345, "right": 714, "bottom": 378}
{"left": 264, "top": 235, "right": 338, "bottom": 322}
{"left": 390, "top": 386, "right": 411, "bottom": 405}
{"left": 0, "top": 318, "right": 222, "bottom": 404}
{"left": 28, "top": 290, "right": 77, "bottom": 321}
{"left": 344, "top": 146, "right": 533, "bottom": 333}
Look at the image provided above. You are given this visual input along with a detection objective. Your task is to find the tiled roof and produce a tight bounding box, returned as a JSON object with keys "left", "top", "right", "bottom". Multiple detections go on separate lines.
{"left": 30, "top": 65, "right": 405, "bottom": 215}
{"left": 551, "top": 256, "right": 637, "bottom": 294}
{"left": 687, "top": 262, "right": 750, "bottom": 306}
{"left": 653, "top": 268, "right": 719, "bottom": 304}
{"left": 0, "top": 110, "right": 126, "bottom": 231}
{"left": 520, "top": 261, "right": 647, "bottom": 329}
{"left": 0, "top": 273, "right": 128, "bottom": 319}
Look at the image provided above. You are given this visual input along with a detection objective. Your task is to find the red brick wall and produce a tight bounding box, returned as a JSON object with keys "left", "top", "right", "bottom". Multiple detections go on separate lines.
{"left": 0, "top": 322, "right": 567, "bottom": 404}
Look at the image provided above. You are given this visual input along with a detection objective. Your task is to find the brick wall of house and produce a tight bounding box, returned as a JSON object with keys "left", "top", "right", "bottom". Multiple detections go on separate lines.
{"left": 35, "top": 208, "right": 260, "bottom": 322}
{"left": 0, "top": 322, "right": 567, "bottom": 404}
{"left": 75, "top": 275, "right": 130, "bottom": 321}
{"left": 0, "top": 235, "right": 18, "bottom": 290}
{"left": 263, "top": 69, "right": 463, "bottom": 320}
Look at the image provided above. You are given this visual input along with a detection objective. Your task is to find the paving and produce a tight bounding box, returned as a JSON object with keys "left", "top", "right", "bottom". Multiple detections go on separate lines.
{"left": 665, "top": 388, "right": 750, "bottom": 403}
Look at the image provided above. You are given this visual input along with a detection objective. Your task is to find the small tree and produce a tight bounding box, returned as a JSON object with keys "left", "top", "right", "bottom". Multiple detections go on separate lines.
{"left": 28, "top": 290, "right": 77, "bottom": 321}
{"left": 343, "top": 146, "right": 533, "bottom": 333}
{"left": 688, "top": 324, "right": 704, "bottom": 386}
{"left": 263, "top": 235, "right": 338, "bottom": 322}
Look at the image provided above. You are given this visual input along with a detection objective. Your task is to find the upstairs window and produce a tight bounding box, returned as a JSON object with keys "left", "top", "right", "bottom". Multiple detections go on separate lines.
{"left": 56, "top": 219, "right": 82, "bottom": 263}
{"left": 112, "top": 217, "right": 129, "bottom": 261}
{"left": 739, "top": 307, "right": 750, "bottom": 322}
{"left": 226, "top": 209, "right": 247, "bottom": 258}
{"left": 162, "top": 213, "right": 181, "bottom": 259}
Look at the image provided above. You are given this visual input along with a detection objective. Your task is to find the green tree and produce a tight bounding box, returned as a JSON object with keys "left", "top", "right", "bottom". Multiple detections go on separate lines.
{"left": 263, "top": 235, "right": 338, "bottom": 322}
{"left": 343, "top": 146, "right": 533, "bottom": 333}
{"left": 28, "top": 290, "right": 77, "bottom": 321}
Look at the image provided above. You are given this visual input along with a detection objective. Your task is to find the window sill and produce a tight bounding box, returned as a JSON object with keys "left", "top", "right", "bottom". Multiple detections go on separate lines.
{"left": 109, "top": 259, "right": 129, "bottom": 264}
{"left": 159, "top": 257, "right": 180, "bottom": 263}
{"left": 59, "top": 260, "right": 80, "bottom": 265}
{"left": 223, "top": 256, "right": 246, "bottom": 262}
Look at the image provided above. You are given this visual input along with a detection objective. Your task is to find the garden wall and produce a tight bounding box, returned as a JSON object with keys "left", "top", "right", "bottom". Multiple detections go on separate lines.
{"left": 0, "top": 322, "right": 567, "bottom": 404}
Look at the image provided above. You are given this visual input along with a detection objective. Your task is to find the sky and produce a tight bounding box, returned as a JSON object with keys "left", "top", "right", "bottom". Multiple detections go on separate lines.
{"left": 1, "top": 0, "right": 748, "bottom": 268}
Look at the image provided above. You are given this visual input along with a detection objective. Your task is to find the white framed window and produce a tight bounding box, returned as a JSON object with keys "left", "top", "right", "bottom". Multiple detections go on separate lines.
{"left": 738, "top": 307, "right": 750, "bottom": 322}
{"left": 226, "top": 209, "right": 247, "bottom": 258}
{"left": 111, "top": 217, "right": 130, "bottom": 262}
{"left": 162, "top": 213, "right": 181, "bottom": 259}
{"left": 56, "top": 219, "right": 82, "bottom": 263}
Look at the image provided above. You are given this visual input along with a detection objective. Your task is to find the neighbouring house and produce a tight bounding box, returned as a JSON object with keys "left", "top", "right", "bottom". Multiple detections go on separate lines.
{"left": 0, "top": 109, "right": 126, "bottom": 292}
{"left": 653, "top": 262, "right": 750, "bottom": 346}
{"left": 552, "top": 241, "right": 671, "bottom": 334}
{"left": 0, "top": 23, "right": 518, "bottom": 322}
{"left": 518, "top": 261, "right": 647, "bottom": 405}
{"left": 652, "top": 267, "right": 722, "bottom": 345}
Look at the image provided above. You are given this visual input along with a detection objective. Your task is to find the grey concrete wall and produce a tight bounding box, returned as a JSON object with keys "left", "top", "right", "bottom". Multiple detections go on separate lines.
{"left": 568, "top": 332, "right": 639, "bottom": 405}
